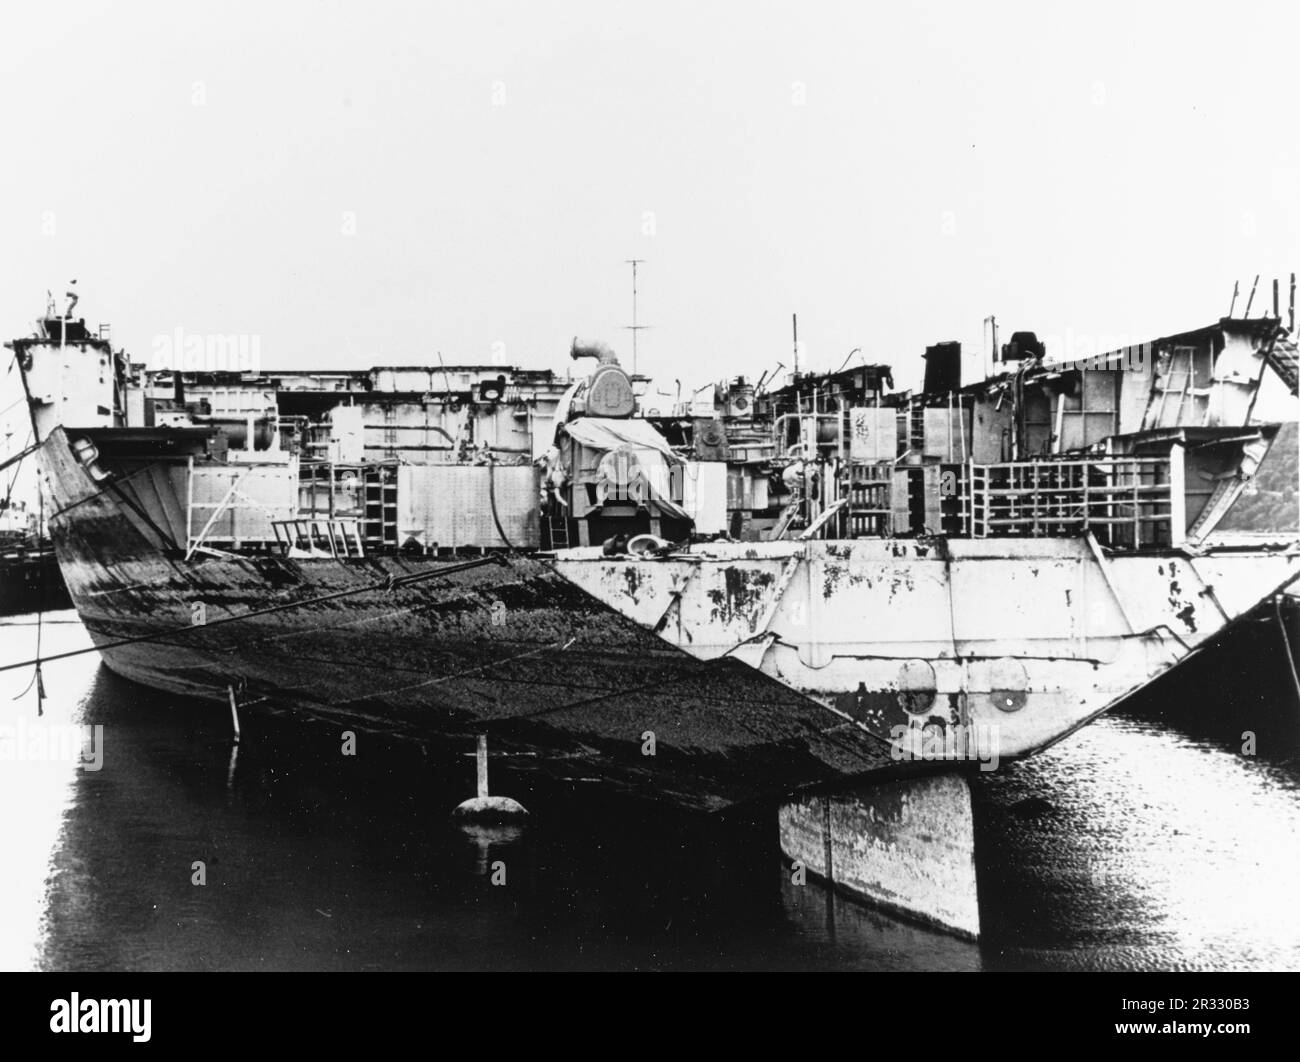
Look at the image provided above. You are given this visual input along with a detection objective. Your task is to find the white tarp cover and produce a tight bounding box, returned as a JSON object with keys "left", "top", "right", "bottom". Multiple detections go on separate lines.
{"left": 560, "top": 416, "right": 688, "bottom": 519}
{"left": 561, "top": 416, "right": 680, "bottom": 457}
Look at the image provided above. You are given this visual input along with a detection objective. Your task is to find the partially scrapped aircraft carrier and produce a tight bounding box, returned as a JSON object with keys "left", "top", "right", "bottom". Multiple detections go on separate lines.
{"left": 6, "top": 292, "right": 1298, "bottom": 936}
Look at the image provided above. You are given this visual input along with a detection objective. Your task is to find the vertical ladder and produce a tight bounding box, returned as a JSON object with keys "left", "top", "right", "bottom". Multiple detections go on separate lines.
{"left": 363, "top": 466, "right": 399, "bottom": 550}
{"left": 970, "top": 464, "right": 989, "bottom": 537}
{"left": 380, "top": 470, "right": 398, "bottom": 549}
{"left": 1150, "top": 347, "right": 1193, "bottom": 428}
{"left": 363, "top": 469, "right": 383, "bottom": 548}
{"left": 547, "top": 511, "right": 570, "bottom": 550}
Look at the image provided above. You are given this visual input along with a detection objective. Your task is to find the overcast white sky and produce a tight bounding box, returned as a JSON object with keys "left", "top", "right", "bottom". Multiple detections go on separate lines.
{"left": 1, "top": 0, "right": 1297, "bottom": 409}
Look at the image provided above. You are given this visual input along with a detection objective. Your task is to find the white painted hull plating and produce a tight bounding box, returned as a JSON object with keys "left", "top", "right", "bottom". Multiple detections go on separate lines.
{"left": 553, "top": 537, "right": 1300, "bottom": 762}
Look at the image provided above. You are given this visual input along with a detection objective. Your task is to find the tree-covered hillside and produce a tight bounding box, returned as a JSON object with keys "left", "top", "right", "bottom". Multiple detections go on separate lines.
{"left": 1219, "top": 421, "right": 1299, "bottom": 532}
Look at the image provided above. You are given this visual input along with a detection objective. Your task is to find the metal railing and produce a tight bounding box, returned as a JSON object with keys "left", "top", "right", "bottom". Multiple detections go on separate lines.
{"left": 271, "top": 517, "right": 366, "bottom": 559}
{"left": 969, "top": 455, "right": 1180, "bottom": 549}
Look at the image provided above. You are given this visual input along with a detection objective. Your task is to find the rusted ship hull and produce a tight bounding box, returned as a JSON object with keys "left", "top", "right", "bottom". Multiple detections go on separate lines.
{"left": 552, "top": 537, "right": 1300, "bottom": 761}
{"left": 32, "top": 428, "right": 897, "bottom": 811}
{"left": 12, "top": 299, "right": 1298, "bottom": 939}
{"left": 33, "top": 418, "right": 1300, "bottom": 804}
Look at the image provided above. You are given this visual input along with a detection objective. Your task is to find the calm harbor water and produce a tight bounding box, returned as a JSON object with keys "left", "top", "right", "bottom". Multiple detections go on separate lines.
{"left": 2, "top": 610, "right": 1298, "bottom": 972}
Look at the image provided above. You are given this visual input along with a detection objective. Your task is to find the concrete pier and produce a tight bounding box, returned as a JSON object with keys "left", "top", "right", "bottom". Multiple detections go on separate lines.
{"left": 778, "top": 773, "right": 980, "bottom": 939}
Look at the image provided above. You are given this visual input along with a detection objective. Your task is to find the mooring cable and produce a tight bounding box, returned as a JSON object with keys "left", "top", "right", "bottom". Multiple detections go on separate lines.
{"left": 0, "top": 553, "right": 507, "bottom": 674}
{"left": 5, "top": 438, "right": 45, "bottom": 711}
{"left": 1274, "top": 594, "right": 1300, "bottom": 706}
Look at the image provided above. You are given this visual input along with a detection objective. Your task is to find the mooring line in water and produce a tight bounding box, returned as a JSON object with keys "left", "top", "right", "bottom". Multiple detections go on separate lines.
{"left": 0, "top": 554, "right": 508, "bottom": 674}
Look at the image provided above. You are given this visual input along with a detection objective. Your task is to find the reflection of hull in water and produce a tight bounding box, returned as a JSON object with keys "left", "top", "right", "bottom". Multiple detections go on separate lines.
{"left": 0, "top": 544, "right": 70, "bottom": 616}
{"left": 776, "top": 849, "right": 983, "bottom": 970}
{"left": 36, "top": 659, "right": 981, "bottom": 970}
{"left": 552, "top": 537, "right": 1300, "bottom": 762}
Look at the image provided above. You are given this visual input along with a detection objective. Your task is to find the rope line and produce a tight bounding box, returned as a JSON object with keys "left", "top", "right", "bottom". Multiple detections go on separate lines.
{"left": 0, "top": 553, "right": 506, "bottom": 674}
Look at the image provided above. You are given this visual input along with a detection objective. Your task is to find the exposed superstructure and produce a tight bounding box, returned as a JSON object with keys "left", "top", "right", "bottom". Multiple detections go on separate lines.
{"left": 6, "top": 295, "right": 1299, "bottom": 812}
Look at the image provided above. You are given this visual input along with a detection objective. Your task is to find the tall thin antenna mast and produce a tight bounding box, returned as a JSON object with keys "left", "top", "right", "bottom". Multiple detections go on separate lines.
{"left": 623, "top": 259, "right": 648, "bottom": 375}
